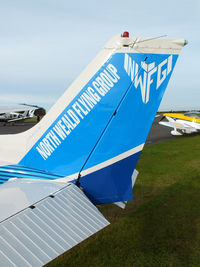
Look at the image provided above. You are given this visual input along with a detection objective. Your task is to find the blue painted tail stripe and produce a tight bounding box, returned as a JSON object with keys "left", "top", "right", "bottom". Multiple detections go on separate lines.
{"left": 0, "top": 50, "right": 180, "bottom": 205}
{"left": 0, "top": 165, "right": 64, "bottom": 185}
{"left": 79, "top": 151, "right": 141, "bottom": 204}
{"left": 19, "top": 53, "right": 178, "bottom": 179}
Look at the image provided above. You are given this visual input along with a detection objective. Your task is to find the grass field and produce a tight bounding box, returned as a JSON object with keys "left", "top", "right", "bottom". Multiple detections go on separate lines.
{"left": 47, "top": 135, "right": 200, "bottom": 267}
{"left": 24, "top": 117, "right": 39, "bottom": 123}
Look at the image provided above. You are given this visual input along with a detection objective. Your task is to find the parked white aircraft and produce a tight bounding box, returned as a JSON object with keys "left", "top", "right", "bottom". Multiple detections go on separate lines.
{"left": 159, "top": 112, "right": 200, "bottom": 135}
{"left": 0, "top": 32, "right": 186, "bottom": 266}
{"left": 0, "top": 104, "right": 39, "bottom": 124}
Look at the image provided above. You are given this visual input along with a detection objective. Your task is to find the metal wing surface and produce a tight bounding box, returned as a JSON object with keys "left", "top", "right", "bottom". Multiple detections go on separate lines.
{"left": 0, "top": 105, "right": 38, "bottom": 114}
{"left": 0, "top": 179, "right": 109, "bottom": 266}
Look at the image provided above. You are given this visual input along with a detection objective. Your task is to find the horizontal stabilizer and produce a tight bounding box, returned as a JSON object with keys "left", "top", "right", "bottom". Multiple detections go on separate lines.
{"left": 0, "top": 183, "right": 109, "bottom": 266}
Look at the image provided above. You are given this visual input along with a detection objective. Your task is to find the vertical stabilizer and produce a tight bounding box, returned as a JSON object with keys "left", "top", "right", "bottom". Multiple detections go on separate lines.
{"left": 0, "top": 33, "right": 186, "bottom": 204}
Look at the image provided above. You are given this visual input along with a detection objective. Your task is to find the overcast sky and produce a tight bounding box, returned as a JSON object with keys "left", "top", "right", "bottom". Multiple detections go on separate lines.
{"left": 0, "top": 0, "right": 199, "bottom": 111}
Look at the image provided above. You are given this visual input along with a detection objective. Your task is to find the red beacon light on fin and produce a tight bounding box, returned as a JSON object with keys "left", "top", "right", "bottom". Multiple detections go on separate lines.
{"left": 122, "top": 31, "right": 129, "bottom": 38}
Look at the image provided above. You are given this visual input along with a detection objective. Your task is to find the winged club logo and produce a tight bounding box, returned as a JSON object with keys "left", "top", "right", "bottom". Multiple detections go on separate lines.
{"left": 124, "top": 54, "right": 173, "bottom": 103}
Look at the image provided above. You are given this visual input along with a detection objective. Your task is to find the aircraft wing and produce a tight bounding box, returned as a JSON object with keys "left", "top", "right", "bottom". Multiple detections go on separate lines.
{"left": 159, "top": 120, "right": 188, "bottom": 130}
{"left": 179, "top": 120, "right": 200, "bottom": 131}
{"left": 7, "top": 118, "right": 25, "bottom": 123}
{"left": 0, "top": 179, "right": 109, "bottom": 266}
{"left": 7, "top": 116, "right": 33, "bottom": 123}
{"left": 160, "top": 118, "right": 199, "bottom": 132}
{"left": 0, "top": 104, "right": 38, "bottom": 114}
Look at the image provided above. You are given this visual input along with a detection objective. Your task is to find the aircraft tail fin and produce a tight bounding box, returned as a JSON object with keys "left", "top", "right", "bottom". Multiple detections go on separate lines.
{"left": 0, "top": 33, "right": 186, "bottom": 204}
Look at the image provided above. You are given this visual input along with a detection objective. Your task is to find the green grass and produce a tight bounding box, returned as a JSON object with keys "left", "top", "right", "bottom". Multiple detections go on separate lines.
{"left": 24, "top": 117, "right": 37, "bottom": 123}
{"left": 47, "top": 135, "right": 200, "bottom": 267}
{"left": 24, "top": 117, "right": 41, "bottom": 123}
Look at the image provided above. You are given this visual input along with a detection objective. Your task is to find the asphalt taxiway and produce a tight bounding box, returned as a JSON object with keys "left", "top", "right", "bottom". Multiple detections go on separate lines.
{"left": 146, "top": 115, "right": 175, "bottom": 145}
{"left": 0, "top": 116, "right": 174, "bottom": 145}
{"left": 0, "top": 122, "right": 37, "bottom": 135}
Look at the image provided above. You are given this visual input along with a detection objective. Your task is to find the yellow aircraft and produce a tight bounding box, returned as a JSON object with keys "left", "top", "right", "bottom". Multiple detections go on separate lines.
{"left": 159, "top": 112, "right": 200, "bottom": 135}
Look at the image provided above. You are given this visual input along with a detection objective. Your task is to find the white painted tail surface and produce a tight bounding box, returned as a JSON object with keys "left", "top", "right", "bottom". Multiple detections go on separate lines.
{"left": 0, "top": 35, "right": 186, "bottom": 166}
